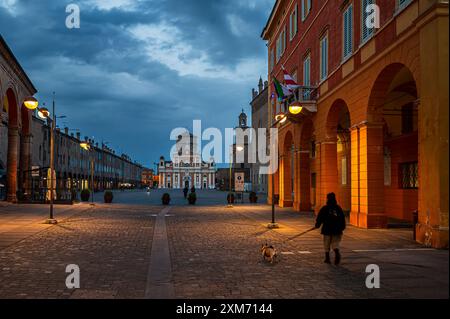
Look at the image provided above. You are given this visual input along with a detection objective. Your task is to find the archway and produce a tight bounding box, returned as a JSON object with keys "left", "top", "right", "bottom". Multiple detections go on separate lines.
{"left": 323, "top": 99, "right": 351, "bottom": 212}
{"left": 368, "top": 63, "right": 418, "bottom": 225}
{"left": 280, "top": 130, "right": 294, "bottom": 207}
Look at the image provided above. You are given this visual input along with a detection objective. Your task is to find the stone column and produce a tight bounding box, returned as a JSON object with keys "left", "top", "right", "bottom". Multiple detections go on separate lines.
{"left": 350, "top": 126, "right": 361, "bottom": 226}
{"left": 353, "top": 123, "right": 386, "bottom": 228}
{"left": 7, "top": 127, "right": 19, "bottom": 202}
{"left": 297, "top": 150, "right": 311, "bottom": 211}
{"left": 318, "top": 139, "right": 338, "bottom": 211}
{"left": 416, "top": 5, "right": 449, "bottom": 248}
{"left": 20, "top": 133, "right": 32, "bottom": 196}
{"left": 280, "top": 152, "right": 293, "bottom": 207}
{"left": 292, "top": 150, "right": 300, "bottom": 211}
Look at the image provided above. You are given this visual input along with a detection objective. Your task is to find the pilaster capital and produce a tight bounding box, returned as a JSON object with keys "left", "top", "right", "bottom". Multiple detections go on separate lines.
{"left": 351, "top": 121, "right": 384, "bottom": 130}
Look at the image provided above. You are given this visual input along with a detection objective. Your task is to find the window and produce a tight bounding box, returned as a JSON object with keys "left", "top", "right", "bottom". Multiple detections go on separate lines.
{"left": 270, "top": 48, "right": 275, "bottom": 72}
{"left": 303, "top": 54, "right": 311, "bottom": 99}
{"left": 303, "top": 54, "right": 311, "bottom": 85}
{"left": 361, "top": 0, "right": 375, "bottom": 43}
{"left": 343, "top": 4, "right": 353, "bottom": 60}
{"left": 301, "top": 0, "right": 311, "bottom": 21}
{"left": 320, "top": 34, "right": 328, "bottom": 81}
{"left": 401, "top": 103, "right": 414, "bottom": 134}
{"left": 289, "top": 5, "right": 298, "bottom": 40}
{"left": 276, "top": 27, "right": 286, "bottom": 62}
{"left": 310, "top": 140, "right": 316, "bottom": 158}
{"left": 311, "top": 173, "right": 317, "bottom": 188}
{"left": 397, "top": 0, "right": 413, "bottom": 11}
{"left": 341, "top": 157, "right": 347, "bottom": 185}
{"left": 400, "top": 162, "right": 418, "bottom": 189}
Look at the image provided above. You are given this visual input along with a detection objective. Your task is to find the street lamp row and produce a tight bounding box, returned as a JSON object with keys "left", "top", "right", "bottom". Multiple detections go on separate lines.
{"left": 23, "top": 95, "right": 95, "bottom": 223}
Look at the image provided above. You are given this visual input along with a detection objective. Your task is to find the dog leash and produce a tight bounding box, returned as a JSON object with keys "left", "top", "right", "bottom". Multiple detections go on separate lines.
{"left": 279, "top": 226, "right": 317, "bottom": 245}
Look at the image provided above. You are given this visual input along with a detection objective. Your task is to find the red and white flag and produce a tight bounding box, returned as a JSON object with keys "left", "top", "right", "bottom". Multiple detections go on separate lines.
{"left": 282, "top": 66, "right": 300, "bottom": 91}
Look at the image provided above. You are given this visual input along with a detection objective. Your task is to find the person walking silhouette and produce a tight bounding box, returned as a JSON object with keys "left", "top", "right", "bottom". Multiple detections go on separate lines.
{"left": 315, "top": 193, "right": 346, "bottom": 265}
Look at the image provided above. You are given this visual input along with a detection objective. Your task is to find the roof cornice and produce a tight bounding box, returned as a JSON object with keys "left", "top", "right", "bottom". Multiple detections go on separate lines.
{"left": 261, "top": 0, "right": 281, "bottom": 40}
{"left": 0, "top": 34, "right": 37, "bottom": 94}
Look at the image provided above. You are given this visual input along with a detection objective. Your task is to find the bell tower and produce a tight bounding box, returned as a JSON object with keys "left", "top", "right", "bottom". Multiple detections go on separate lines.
{"left": 238, "top": 109, "right": 248, "bottom": 129}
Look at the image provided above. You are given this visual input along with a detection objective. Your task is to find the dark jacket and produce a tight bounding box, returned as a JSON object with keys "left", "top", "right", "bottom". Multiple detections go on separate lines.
{"left": 315, "top": 204, "right": 346, "bottom": 235}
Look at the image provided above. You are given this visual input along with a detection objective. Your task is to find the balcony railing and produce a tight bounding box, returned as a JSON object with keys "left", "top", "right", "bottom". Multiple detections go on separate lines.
{"left": 290, "top": 86, "right": 318, "bottom": 103}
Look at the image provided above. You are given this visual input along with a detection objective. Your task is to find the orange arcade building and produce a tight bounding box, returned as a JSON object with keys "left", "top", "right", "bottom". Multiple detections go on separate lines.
{"left": 262, "top": 0, "right": 448, "bottom": 248}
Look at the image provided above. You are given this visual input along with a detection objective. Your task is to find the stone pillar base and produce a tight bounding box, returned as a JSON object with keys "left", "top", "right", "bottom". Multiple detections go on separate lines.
{"left": 6, "top": 194, "right": 17, "bottom": 203}
{"left": 293, "top": 201, "right": 300, "bottom": 211}
{"left": 279, "top": 199, "right": 293, "bottom": 208}
{"left": 350, "top": 211, "right": 387, "bottom": 228}
{"left": 416, "top": 224, "right": 449, "bottom": 249}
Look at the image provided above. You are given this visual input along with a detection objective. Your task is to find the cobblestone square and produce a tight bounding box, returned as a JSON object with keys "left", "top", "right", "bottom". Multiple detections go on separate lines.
{"left": 0, "top": 190, "right": 447, "bottom": 299}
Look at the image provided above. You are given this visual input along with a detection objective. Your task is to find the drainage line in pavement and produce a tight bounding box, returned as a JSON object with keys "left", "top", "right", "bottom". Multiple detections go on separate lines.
{"left": 145, "top": 206, "right": 175, "bottom": 299}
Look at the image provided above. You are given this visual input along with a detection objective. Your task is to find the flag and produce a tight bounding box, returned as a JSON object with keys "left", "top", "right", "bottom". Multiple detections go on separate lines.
{"left": 282, "top": 66, "right": 300, "bottom": 91}
{"left": 273, "top": 77, "right": 292, "bottom": 101}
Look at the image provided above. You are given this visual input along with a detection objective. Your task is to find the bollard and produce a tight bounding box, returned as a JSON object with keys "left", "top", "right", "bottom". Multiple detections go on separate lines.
{"left": 412, "top": 210, "right": 419, "bottom": 240}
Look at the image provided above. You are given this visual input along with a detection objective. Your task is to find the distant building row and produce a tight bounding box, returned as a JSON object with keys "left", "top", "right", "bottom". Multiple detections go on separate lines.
{"left": 0, "top": 35, "right": 144, "bottom": 201}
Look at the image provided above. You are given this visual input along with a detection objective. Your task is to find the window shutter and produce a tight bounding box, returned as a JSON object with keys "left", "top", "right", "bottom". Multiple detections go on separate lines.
{"left": 302, "top": 0, "right": 305, "bottom": 20}
{"left": 293, "top": 5, "right": 297, "bottom": 36}
{"left": 362, "top": 0, "right": 374, "bottom": 42}
{"left": 289, "top": 11, "right": 293, "bottom": 39}
{"left": 343, "top": 5, "right": 353, "bottom": 59}
{"left": 320, "top": 36, "right": 328, "bottom": 80}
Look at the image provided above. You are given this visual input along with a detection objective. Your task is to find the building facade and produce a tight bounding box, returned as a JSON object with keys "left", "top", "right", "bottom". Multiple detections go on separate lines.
{"left": 262, "top": 0, "right": 448, "bottom": 248}
{"left": 27, "top": 116, "right": 143, "bottom": 200}
{"left": 250, "top": 78, "right": 269, "bottom": 194}
{"left": 1, "top": 35, "right": 143, "bottom": 202}
{"left": 158, "top": 133, "right": 216, "bottom": 189}
{"left": 0, "top": 35, "right": 37, "bottom": 202}
{"left": 141, "top": 168, "right": 154, "bottom": 187}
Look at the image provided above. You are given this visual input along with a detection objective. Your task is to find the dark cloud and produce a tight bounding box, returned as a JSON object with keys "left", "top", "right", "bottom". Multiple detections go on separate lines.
{"left": 0, "top": 0, "right": 273, "bottom": 167}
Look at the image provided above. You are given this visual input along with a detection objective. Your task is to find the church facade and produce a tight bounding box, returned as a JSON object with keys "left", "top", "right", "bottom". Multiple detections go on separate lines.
{"left": 158, "top": 133, "right": 216, "bottom": 189}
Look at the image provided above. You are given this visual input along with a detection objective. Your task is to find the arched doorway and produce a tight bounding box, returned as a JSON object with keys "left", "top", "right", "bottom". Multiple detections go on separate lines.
{"left": 368, "top": 63, "right": 419, "bottom": 225}
{"left": 279, "top": 130, "right": 294, "bottom": 207}
{"left": 183, "top": 175, "right": 191, "bottom": 189}
{"left": 323, "top": 99, "right": 351, "bottom": 212}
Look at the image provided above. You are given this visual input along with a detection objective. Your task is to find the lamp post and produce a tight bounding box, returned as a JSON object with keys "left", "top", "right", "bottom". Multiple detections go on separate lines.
{"left": 33, "top": 93, "right": 60, "bottom": 224}
{"left": 101, "top": 140, "right": 109, "bottom": 191}
{"left": 80, "top": 141, "right": 95, "bottom": 205}
{"left": 227, "top": 145, "right": 244, "bottom": 208}
{"left": 267, "top": 113, "right": 285, "bottom": 229}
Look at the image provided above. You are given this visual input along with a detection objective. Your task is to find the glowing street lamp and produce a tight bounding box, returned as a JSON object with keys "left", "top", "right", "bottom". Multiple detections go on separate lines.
{"left": 274, "top": 112, "right": 286, "bottom": 122}
{"left": 288, "top": 101, "right": 303, "bottom": 115}
{"left": 34, "top": 95, "right": 58, "bottom": 224}
{"left": 37, "top": 107, "right": 50, "bottom": 119}
{"left": 80, "top": 141, "right": 91, "bottom": 151}
{"left": 80, "top": 140, "right": 95, "bottom": 205}
{"left": 23, "top": 96, "right": 39, "bottom": 110}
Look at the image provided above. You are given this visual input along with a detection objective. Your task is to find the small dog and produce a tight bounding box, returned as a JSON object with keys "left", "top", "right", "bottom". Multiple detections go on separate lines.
{"left": 261, "top": 243, "right": 277, "bottom": 264}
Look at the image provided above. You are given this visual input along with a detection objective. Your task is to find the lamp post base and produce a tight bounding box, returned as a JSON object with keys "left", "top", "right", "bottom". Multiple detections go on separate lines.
{"left": 267, "top": 223, "right": 279, "bottom": 229}
{"left": 45, "top": 219, "right": 58, "bottom": 225}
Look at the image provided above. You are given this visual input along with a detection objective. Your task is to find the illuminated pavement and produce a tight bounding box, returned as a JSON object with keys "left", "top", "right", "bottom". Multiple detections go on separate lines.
{"left": 0, "top": 190, "right": 447, "bottom": 299}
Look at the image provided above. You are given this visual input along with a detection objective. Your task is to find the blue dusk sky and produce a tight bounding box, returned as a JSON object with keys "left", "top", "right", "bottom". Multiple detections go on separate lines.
{"left": 0, "top": 0, "right": 274, "bottom": 168}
